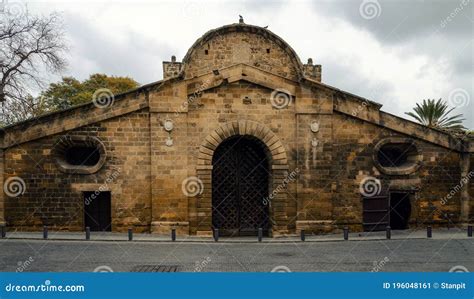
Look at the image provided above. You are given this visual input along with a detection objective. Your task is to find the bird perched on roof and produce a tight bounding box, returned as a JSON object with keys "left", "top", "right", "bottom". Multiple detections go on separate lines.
{"left": 239, "top": 15, "right": 244, "bottom": 23}
{"left": 263, "top": 25, "right": 268, "bottom": 29}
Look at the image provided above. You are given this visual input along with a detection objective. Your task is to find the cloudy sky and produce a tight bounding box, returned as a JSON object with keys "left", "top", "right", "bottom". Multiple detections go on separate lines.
{"left": 23, "top": 0, "right": 474, "bottom": 128}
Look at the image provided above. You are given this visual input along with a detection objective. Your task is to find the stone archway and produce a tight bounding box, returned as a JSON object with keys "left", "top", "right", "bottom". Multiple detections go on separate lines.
{"left": 195, "top": 120, "right": 289, "bottom": 237}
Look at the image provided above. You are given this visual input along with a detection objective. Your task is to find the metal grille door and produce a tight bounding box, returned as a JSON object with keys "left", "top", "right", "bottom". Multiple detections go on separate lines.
{"left": 212, "top": 136, "right": 269, "bottom": 236}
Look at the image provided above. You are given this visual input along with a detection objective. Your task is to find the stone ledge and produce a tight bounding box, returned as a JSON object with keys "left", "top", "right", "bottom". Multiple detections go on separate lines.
{"left": 151, "top": 221, "right": 189, "bottom": 235}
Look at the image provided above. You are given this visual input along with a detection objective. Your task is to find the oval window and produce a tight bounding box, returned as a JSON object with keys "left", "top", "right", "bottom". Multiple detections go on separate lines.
{"left": 373, "top": 138, "right": 422, "bottom": 175}
{"left": 65, "top": 146, "right": 101, "bottom": 166}
{"left": 54, "top": 136, "right": 106, "bottom": 174}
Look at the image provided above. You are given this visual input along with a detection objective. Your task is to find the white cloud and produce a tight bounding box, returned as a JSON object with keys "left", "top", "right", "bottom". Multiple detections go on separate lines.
{"left": 27, "top": 0, "right": 473, "bottom": 128}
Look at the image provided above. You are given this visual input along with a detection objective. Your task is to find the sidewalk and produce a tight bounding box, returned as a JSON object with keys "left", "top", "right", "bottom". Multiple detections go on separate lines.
{"left": 1, "top": 227, "right": 471, "bottom": 243}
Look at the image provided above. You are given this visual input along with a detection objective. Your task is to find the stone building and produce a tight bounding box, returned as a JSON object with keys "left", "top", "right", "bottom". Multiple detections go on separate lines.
{"left": 0, "top": 22, "right": 473, "bottom": 236}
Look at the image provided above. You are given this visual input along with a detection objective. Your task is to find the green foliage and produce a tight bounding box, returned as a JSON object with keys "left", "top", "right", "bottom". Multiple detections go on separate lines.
{"left": 405, "top": 99, "right": 465, "bottom": 130}
{"left": 39, "top": 74, "right": 139, "bottom": 112}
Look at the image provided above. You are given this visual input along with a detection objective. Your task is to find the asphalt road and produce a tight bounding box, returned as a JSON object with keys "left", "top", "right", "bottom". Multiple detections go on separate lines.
{"left": 1, "top": 238, "right": 472, "bottom": 272}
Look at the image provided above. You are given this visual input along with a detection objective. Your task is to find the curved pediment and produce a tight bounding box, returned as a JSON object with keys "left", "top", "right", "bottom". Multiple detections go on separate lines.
{"left": 181, "top": 23, "right": 305, "bottom": 81}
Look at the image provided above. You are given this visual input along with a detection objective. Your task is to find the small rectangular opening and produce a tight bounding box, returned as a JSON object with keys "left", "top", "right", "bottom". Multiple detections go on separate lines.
{"left": 84, "top": 191, "right": 111, "bottom": 231}
{"left": 266, "top": 48, "right": 270, "bottom": 53}
{"left": 204, "top": 49, "right": 209, "bottom": 55}
{"left": 362, "top": 195, "right": 389, "bottom": 232}
{"left": 390, "top": 192, "right": 411, "bottom": 230}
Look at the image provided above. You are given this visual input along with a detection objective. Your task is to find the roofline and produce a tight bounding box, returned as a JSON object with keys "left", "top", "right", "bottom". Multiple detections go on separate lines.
{"left": 1, "top": 65, "right": 470, "bottom": 153}
{"left": 302, "top": 77, "right": 383, "bottom": 109}
{"left": 0, "top": 77, "right": 170, "bottom": 132}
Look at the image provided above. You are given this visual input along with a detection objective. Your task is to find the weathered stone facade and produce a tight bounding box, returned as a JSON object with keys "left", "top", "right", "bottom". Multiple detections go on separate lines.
{"left": 0, "top": 23, "right": 472, "bottom": 236}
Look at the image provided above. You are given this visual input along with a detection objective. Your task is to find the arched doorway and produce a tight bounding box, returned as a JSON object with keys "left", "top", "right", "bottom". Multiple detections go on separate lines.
{"left": 212, "top": 135, "right": 270, "bottom": 236}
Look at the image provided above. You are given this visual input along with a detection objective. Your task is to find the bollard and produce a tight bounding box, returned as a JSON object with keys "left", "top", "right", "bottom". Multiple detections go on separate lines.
{"left": 128, "top": 228, "right": 133, "bottom": 241}
{"left": 386, "top": 226, "right": 391, "bottom": 240}
{"left": 343, "top": 227, "right": 349, "bottom": 241}
{"left": 300, "top": 229, "right": 305, "bottom": 242}
{"left": 214, "top": 228, "right": 219, "bottom": 242}
{"left": 258, "top": 228, "right": 263, "bottom": 242}
{"left": 427, "top": 226, "right": 432, "bottom": 238}
{"left": 171, "top": 228, "right": 176, "bottom": 242}
{"left": 1, "top": 225, "right": 5, "bottom": 238}
{"left": 85, "top": 227, "right": 90, "bottom": 240}
{"left": 468, "top": 225, "right": 472, "bottom": 237}
{"left": 43, "top": 226, "right": 48, "bottom": 239}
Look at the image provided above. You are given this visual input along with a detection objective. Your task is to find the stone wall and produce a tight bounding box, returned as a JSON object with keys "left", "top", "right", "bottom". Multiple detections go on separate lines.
{"left": 299, "top": 112, "right": 464, "bottom": 233}
{"left": 1, "top": 78, "right": 470, "bottom": 235}
{"left": 0, "top": 26, "right": 471, "bottom": 236}
{"left": 3, "top": 110, "right": 151, "bottom": 232}
{"left": 145, "top": 80, "right": 190, "bottom": 234}
{"left": 183, "top": 30, "right": 300, "bottom": 81}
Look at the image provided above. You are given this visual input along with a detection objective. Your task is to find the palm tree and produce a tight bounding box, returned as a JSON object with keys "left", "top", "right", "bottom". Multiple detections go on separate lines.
{"left": 405, "top": 99, "right": 465, "bottom": 130}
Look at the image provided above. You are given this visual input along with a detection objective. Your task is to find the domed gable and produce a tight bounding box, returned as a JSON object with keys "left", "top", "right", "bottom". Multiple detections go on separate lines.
{"left": 181, "top": 23, "right": 305, "bottom": 81}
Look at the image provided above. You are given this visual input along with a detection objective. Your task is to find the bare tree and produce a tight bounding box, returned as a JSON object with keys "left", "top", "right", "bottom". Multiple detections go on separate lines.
{"left": 0, "top": 10, "right": 67, "bottom": 125}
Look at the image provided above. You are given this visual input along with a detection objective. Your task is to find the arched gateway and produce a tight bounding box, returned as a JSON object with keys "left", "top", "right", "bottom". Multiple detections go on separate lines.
{"left": 212, "top": 136, "right": 270, "bottom": 236}
{"left": 196, "top": 120, "right": 290, "bottom": 237}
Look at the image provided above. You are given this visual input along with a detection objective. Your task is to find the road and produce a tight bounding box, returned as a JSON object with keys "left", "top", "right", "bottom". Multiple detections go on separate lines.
{"left": 0, "top": 238, "right": 472, "bottom": 272}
